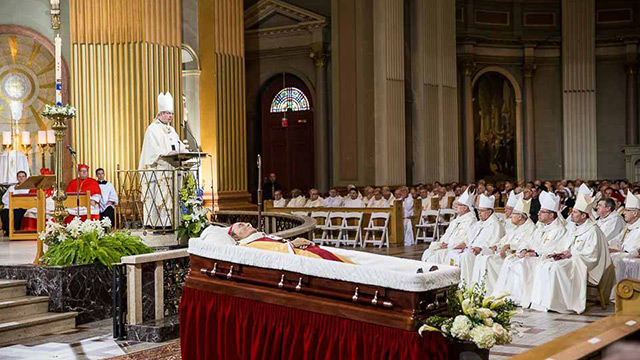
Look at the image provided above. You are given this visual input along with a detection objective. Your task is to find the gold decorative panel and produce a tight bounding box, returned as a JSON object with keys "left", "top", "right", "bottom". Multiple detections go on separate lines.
{"left": 69, "top": 0, "right": 182, "bottom": 179}
{"left": 0, "top": 33, "right": 55, "bottom": 132}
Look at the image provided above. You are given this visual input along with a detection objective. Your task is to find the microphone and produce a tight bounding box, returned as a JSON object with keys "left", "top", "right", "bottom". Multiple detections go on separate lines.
{"left": 67, "top": 145, "right": 76, "bottom": 155}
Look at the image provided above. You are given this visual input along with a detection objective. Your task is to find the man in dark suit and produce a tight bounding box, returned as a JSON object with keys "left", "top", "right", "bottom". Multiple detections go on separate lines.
{"left": 262, "top": 173, "right": 282, "bottom": 200}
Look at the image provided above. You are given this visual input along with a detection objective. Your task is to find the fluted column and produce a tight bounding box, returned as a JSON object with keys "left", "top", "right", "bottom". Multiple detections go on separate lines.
{"left": 523, "top": 62, "right": 536, "bottom": 180}
{"left": 311, "top": 46, "right": 329, "bottom": 192}
{"left": 373, "top": 0, "right": 405, "bottom": 186}
{"left": 562, "top": 0, "right": 597, "bottom": 179}
{"left": 461, "top": 59, "right": 475, "bottom": 183}
{"left": 198, "top": 0, "right": 250, "bottom": 209}
{"left": 626, "top": 60, "right": 638, "bottom": 145}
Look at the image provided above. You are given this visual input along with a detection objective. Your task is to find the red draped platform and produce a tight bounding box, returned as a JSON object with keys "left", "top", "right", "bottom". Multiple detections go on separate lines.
{"left": 179, "top": 287, "right": 451, "bottom": 360}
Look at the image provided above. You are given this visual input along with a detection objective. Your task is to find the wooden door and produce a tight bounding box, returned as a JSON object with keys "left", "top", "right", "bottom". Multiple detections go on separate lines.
{"left": 261, "top": 75, "right": 315, "bottom": 194}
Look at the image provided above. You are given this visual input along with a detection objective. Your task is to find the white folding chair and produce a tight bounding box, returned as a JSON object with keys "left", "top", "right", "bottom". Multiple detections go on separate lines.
{"left": 339, "top": 212, "right": 364, "bottom": 247}
{"left": 415, "top": 209, "right": 439, "bottom": 244}
{"left": 322, "top": 212, "right": 346, "bottom": 246}
{"left": 437, "top": 209, "right": 456, "bottom": 239}
{"left": 310, "top": 211, "right": 330, "bottom": 245}
{"left": 363, "top": 212, "right": 390, "bottom": 248}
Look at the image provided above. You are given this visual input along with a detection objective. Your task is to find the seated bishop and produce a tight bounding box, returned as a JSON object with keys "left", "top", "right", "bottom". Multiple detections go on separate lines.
{"left": 65, "top": 164, "right": 102, "bottom": 221}
{"left": 421, "top": 188, "right": 477, "bottom": 264}
{"left": 471, "top": 197, "right": 535, "bottom": 295}
{"left": 595, "top": 197, "right": 626, "bottom": 249}
{"left": 529, "top": 192, "right": 611, "bottom": 314}
{"left": 502, "top": 190, "right": 522, "bottom": 235}
{"left": 610, "top": 193, "right": 640, "bottom": 282}
{"left": 202, "top": 222, "right": 352, "bottom": 263}
{"left": 493, "top": 191, "right": 568, "bottom": 307}
{"left": 452, "top": 193, "right": 505, "bottom": 286}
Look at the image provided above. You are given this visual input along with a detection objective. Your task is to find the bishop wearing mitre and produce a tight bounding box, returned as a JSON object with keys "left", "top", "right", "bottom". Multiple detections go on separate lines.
{"left": 139, "top": 92, "right": 186, "bottom": 228}
{"left": 65, "top": 163, "right": 102, "bottom": 222}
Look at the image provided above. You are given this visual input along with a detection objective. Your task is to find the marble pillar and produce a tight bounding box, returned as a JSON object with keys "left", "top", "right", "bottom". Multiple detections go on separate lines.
{"left": 311, "top": 46, "right": 329, "bottom": 192}
{"left": 561, "top": 0, "right": 597, "bottom": 179}
{"left": 373, "top": 0, "right": 405, "bottom": 186}
{"left": 523, "top": 62, "right": 536, "bottom": 180}
{"left": 411, "top": 0, "right": 459, "bottom": 184}
{"left": 198, "top": 0, "right": 251, "bottom": 209}
{"left": 461, "top": 59, "right": 475, "bottom": 183}
{"left": 625, "top": 43, "right": 638, "bottom": 145}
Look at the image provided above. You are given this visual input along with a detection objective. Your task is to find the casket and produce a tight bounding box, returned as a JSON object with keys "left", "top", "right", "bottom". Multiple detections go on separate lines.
{"left": 185, "top": 236, "right": 460, "bottom": 331}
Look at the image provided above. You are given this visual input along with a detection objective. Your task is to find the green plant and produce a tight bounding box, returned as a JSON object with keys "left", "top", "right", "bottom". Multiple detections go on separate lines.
{"left": 177, "top": 173, "right": 209, "bottom": 244}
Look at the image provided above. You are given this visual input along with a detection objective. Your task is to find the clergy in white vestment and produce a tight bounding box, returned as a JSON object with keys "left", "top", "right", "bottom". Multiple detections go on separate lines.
{"left": 421, "top": 189, "right": 477, "bottom": 264}
{"left": 273, "top": 190, "right": 286, "bottom": 207}
{"left": 595, "top": 197, "right": 625, "bottom": 248}
{"left": 96, "top": 168, "right": 118, "bottom": 226}
{"left": 610, "top": 193, "right": 640, "bottom": 282}
{"left": 343, "top": 188, "right": 366, "bottom": 208}
{"left": 138, "top": 92, "right": 186, "bottom": 227}
{"left": 493, "top": 191, "right": 568, "bottom": 307}
{"left": 305, "top": 189, "right": 324, "bottom": 208}
{"left": 502, "top": 190, "right": 522, "bottom": 235}
{"left": 324, "top": 188, "right": 343, "bottom": 207}
{"left": 368, "top": 188, "right": 388, "bottom": 208}
{"left": 287, "top": 189, "right": 307, "bottom": 208}
{"left": 418, "top": 188, "right": 432, "bottom": 211}
{"left": 346, "top": 184, "right": 363, "bottom": 200}
{"left": 471, "top": 198, "right": 535, "bottom": 295}
{"left": 454, "top": 194, "right": 505, "bottom": 286}
{"left": 401, "top": 187, "right": 415, "bottom": 246}
{"left": 529, "top": 192, "right": 611, "bottom": 314}
{"left": 382, "top": 187, "right": 395, "bottom": 207}
{"left": 364, "top": 186, "right": 375, "bottom": 207}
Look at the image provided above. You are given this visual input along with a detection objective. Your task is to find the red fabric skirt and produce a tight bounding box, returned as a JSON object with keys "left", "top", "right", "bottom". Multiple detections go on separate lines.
{"left": 20, "top": 214, "right": 100, "bottom": 231}
{"left": 179, "top": 287, "right": 450, "bottom": 360}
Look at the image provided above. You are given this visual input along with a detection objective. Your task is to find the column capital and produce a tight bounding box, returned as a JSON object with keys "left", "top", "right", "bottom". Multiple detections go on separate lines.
{"left": 310, "top": 50, "right": 328, "bottom": 68}
{"left": 460, "top": 59, "right": 475, "bottom": 76}
{"left": 523, "top": 63, "right": 537, "bottom": 78}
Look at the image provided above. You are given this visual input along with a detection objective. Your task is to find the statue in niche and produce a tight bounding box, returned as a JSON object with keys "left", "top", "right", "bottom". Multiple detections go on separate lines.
{"left": 473, "top": 72, "right": 516, "bottom": 181}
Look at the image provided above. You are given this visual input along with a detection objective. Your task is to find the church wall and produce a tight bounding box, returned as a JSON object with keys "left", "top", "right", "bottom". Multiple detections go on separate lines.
{"left": 596, "top": 57, "right": 627, "bottom": 179}
{"left": 533, "top": 62, "right": 564, "bottom": 180}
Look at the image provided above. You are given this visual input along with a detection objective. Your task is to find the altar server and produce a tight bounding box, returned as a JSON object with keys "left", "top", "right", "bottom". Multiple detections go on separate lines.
{"left": 65, "top": 164, "right": 102, "bottom": 221}
{"left": 493, "top": 191, "right": 568, "bottom": 307}
{"left": 421, "top": 189, "right": 477, "bottom": 264}
{"left": 454, "top": 194, "right": 505, "bottom": 285}
{"left": 529, "top": 192, "right": 611, "bottom": 314}
{"left": 139, "top": 92, "right": 186, "bottom": 227}
{"left": 96, "top": 168, "right": 118, "bottom": 226}
{"left": 595, "top": 197, "right": 625, "bottom": 248}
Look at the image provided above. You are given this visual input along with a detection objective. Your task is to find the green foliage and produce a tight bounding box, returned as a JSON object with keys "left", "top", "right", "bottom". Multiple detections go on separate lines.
{"left": 42, "top": 230, "right": 152, "bottom": 268}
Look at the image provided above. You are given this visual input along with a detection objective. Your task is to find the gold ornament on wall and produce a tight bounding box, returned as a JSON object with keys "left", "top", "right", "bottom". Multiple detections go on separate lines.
{"left": 50, "top": 0, "right": 61, "bottom": 30}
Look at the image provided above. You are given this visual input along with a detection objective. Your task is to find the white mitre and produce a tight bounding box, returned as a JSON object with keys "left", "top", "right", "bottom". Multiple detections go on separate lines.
{"left": 574, "top": 192, "right": 595, "bottom": 215}
{"left": 506, "top": 190, "right": 521, "bottom": 208}
{"left": 478, "top": 194, "right": 495, "bottom": 210}
{"left": 626, "top": 193, "right": 640, "bottom": 210}
{"left": 578, "top": 183, "right": 593, "bottom": 197}
{"left": 158, "top": 92, "right": 174, "bottom": 114}
{"left": 512, "top": 198, "right": 531, "bottom": 216}
{"left": 539, "top": 191, "right": 560, "bottom": 213}
{"left": 457, "top": 189, "right": 476, "bottom": 209}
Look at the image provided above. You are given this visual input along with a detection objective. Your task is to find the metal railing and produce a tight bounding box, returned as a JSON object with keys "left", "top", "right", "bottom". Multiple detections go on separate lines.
{"left": 112, "top": 211, "right": 315, "bottom": 339}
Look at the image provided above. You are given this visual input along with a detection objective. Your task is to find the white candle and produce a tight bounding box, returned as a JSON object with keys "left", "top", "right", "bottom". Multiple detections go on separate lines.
{"left": 47, "top": 130, "right": 55, "bottom": 144}
{"left": 21, "top": 131, "right": 31, "bottom": 145}
{"left": 2, "top": 132, "right": 11, "bottom": 146}
{"left": 55, "top": 34, "right": 62, "bottom": 106}
{"left": 38, "top": 130, "right": 47, "bottom": 144}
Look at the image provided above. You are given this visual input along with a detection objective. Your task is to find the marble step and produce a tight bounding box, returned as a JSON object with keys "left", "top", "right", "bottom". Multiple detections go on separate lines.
{"left": 0, "top": 296, "right": 49, "bottom": 322}
{"left": 0, "top": 280, "right": 27, "bottom": 300}
{"left": 0, "top": 312, "right": 77, "bottom": 345}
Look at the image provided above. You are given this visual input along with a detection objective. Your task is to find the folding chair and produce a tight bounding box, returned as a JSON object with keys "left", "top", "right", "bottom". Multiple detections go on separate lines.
{"left": 415, "top": 209, "right": 439, "bottom": 244}
{"left": 310, "top": 211, "right": 329, "bottom": 245}
{"left": 363, "top": 212, "right": 390, "bottom": 248}
{"left": 322, "top": 212, "right": 346, "bottom": 246}
{"left": 437, "top": 209, "right": 456, "bottom": 239}
{"left": 339, "top": 212, "right": 364, "bottom": 247}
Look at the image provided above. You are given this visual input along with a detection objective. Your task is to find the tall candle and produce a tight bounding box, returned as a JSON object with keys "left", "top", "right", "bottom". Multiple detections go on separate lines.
{"left": 47, "top": 130, "right": 55, "bottom": 144}
{"left": 21, "top": 131, "right": 31, "bottom": 145}
{"left": 38, "top": 130, "right": 47, "bottom": 144}
{"left": 2, "top": 132, "right": 11, "bottom": 146}
{"left": 55, "top": 34, "right": 62, "bottom": 106}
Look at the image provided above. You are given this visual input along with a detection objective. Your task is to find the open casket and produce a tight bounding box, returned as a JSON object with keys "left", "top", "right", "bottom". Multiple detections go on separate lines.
{"left": 184, "top": 234, "right": 460, "bottom": 331}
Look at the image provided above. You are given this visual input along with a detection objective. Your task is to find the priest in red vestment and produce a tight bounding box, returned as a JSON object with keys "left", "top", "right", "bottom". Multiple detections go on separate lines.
{"left": 64, "top": 164, "right": 102, "bottom": 222}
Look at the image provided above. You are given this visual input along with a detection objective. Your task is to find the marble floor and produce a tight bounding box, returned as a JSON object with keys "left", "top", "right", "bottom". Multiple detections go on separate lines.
{"left": 0, "top": 238, "right": 616, "bottom": 359}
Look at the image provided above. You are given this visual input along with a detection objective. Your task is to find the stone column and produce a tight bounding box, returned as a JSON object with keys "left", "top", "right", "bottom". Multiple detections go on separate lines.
{"left": 460, "top": 59, "right": 475, "bottom": 183}
{"left": 373, "top": 0, "right": 405, "bottom": 186}
{"left": 523, "top": 62, "right": 536, "bottom": 180}
{"left": 625, "top": 48, "right": 638, "bottom": 145}
{"left": 311, "top": 46, "right": 329, "bottom": 192}
{"left": 561, "top": 0, "right": 597, "bottom": 179}
{"left": 198, "top": 0, "right": 250, "bottom": 209}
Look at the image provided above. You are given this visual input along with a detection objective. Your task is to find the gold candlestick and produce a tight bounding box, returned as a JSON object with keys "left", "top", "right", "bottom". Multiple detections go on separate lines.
{"left": 49, "top": 114, "right": 71, "bottom": 224}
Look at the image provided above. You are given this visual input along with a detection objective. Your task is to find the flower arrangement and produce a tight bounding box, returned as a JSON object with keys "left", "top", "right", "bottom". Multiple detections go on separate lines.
{"left": 418, "top": 280, "right": 519, "bottom": 350}
{"left": 41, "top": 104, "right": 77, "bottom": 117}
{"left": 177, "top": 173, "right": 210, "bottom": 244}
{"left": 40, "top": 217, "right": 152, "bottom": 267}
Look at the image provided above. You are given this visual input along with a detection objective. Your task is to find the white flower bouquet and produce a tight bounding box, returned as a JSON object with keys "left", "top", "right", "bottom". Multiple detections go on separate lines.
{"left": 41, "top": 104, "right": 77, "bottom": 117}
{"left": 418, "top": 279, "right": 519, "bottom": 349}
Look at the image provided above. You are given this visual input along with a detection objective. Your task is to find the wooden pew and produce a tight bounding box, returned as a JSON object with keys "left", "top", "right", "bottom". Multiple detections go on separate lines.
{"left": 511, "top": 279, "right": 640, "bottom": 360}
{"left": 265, "top": 200, "right": 405, "bottom": 247}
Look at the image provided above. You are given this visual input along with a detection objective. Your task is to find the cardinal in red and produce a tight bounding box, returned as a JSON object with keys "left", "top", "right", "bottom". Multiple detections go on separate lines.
{"left": 65, "top": 164, "right": 101, "bottom": 222}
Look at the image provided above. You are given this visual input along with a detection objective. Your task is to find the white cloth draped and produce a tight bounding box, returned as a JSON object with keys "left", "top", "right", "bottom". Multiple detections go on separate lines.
{"left": 421, "top": 211, "right": 477, "bottom": 264}
{"left": 0, "top": 150, "right": 30, "bottom": 185}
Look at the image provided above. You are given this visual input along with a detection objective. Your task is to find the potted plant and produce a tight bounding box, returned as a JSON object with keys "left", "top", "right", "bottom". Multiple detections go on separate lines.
{"left": 418, "top": 280, "right": 519, "bottom": 360}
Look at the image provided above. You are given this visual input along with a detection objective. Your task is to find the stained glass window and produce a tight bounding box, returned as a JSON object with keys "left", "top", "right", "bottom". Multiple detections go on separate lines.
{"left": 270, "top": 87, "right": 310, "bottom": 112}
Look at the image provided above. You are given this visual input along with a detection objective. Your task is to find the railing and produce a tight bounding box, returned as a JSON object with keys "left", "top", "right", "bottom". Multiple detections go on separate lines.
{"left": 113, "top": 211, "right": 315, "bottom": 339}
